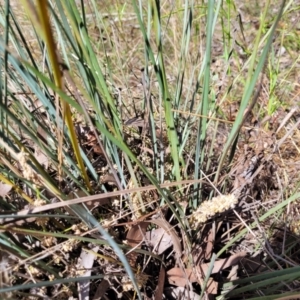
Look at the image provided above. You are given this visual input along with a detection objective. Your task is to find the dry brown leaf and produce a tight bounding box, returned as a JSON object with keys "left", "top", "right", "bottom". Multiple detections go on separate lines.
{"left": 227, "top": 265, "right": 239, "bottom": 281}
{"left": 126, "top": 222, "right": 148, "bottom": 247}
{"left": 145, "top": 227, "right": 173, "bottom": 255}
{"left": 198, "top": 251, "right": 247, "bottom": 274}
{"left": 100, "top": 174, "right": 119, "bottom": 186}
{"left": 155, "top": 266, "right": 165, "bottom": 300}
{"left": 85, "top": 130, "right": 104, "bottom": 155}
{"left": 167, "top": 252, "right": 247, "bottom": 287}
{"left": 92, "top": 279, "right": 110, "bottom": 300}
{"left": 126, "top": 218, "right": 181, "bottom": 268}
{"left": 167, "top": 269, "right": 217, "bottom": 295}
{"left": 145, "top": 218, "right": 182, "bottom": 261}
{"left": 92, "top": 145, "right": 104, "bottom": 155}
{"left": 126, "top": 222, "right": 148, "bottom": 268}
{"left": 167, "top": 268, "right": 196, "bottom": 287}
{"left": 206, "top": 277, "right": 218, "bottom": 295}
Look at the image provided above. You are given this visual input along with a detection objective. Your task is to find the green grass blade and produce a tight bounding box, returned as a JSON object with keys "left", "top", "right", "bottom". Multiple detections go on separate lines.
{"left": 215, "top": 0, "right": 286, "bottom": 182}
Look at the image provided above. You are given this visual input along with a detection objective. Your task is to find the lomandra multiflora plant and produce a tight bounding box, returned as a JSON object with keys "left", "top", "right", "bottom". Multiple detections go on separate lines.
{"left": 1, "top": 0, "right": 300, "bottom": 299}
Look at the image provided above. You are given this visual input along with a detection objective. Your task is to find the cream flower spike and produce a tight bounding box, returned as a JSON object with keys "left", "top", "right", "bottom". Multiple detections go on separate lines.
{"left": 190, "top": 194, "right": 238, "bottom": 228}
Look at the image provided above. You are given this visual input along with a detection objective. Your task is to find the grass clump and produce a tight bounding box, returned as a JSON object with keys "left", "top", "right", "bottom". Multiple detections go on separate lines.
{"left": 0, "top": 0, "right": 300, "bottom": 299}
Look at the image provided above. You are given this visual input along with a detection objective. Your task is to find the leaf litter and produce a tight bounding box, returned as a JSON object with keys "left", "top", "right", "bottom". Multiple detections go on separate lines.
{"left": 1, "top": 0, "right": 300, "bottom": 299}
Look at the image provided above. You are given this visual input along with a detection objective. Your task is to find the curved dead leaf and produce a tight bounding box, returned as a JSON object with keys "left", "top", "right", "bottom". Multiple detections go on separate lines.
{"left": 155, "top": 266, "right": 165, "bottom": 300}
{"left": 126, "top": 222, "right": 148, "bottom": 268}
{"left": 167, "top": 268, "right": 196, "bottom": 287}
{"left": 145, "top": 218, "right": 182, "bottom": 261}
{"left": 206, "top": 278, "right": 218, "bottom": 295}
{"left": 166, "top": 268, "right": 218, "bottom": 294}
{"left": 198, "top": 251, "right": 247, "bottom": 274}
{"left": 145, "top": 227, "right": 173, "bottom": 255}
{"left": 167, "top": 251, "right": 247, "bottom": 287}
{"left": 126, "top": 222, "right": 148, "bottom": 248}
